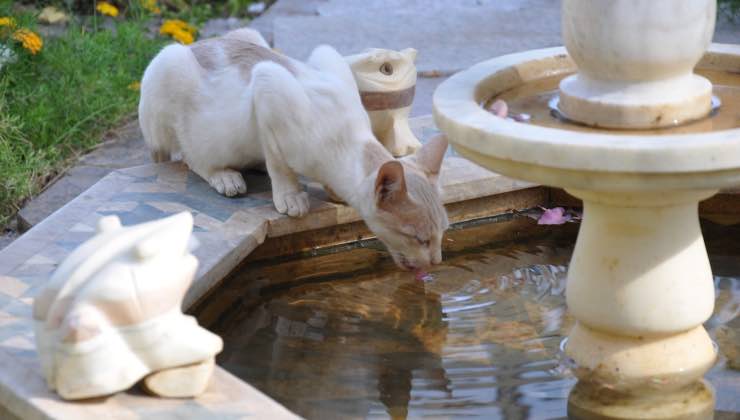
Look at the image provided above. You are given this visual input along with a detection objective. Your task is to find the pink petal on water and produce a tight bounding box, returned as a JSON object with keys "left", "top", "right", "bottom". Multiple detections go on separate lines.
{"left": 538, "top": 207, "right": 572, "bottom": 225}
{"left": 487, "top": 99, "right": 508, "bottom": 118}
{"left": 415, "top": 269, "right": 433, "bottom": 282}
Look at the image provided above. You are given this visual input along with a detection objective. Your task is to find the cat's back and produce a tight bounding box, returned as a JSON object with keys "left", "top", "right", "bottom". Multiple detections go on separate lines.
{"left": 189, "top": 36, "right": 297, "bottom": 82}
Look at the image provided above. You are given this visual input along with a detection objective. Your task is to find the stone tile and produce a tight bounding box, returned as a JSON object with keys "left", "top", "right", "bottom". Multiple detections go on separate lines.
{"left": 200, "top": 17, "right": 249, "bottom": 39}
{"left": 715, "top": 16, "right": 740, "bottom": 44}
{"left": 0, "top": 277, "right": 29, "bottom": 299}
{"left": 249, "top": 0, "right": 326, "bottom": 46}
{"left": 411, "top": 76, "right": 446, "bottom": 117}
{"left": 273, "top": 2, "right": 561, "bottom": 74}
{"left": 316, "top": 0, "right": 532, "bottom": 16}
{"left": 77, "top": 120, "right": 151, "bottom": 170}
{"left": 17, "top": 165, "right": 112, "bottom": 232}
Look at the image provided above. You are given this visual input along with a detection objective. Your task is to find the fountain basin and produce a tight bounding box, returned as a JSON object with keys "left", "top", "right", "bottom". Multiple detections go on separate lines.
{"left": 433, "top": 44, "right": 740, "bottom": 192}
{"left": 433, "top": 43, "right": 740, "bottom": 405}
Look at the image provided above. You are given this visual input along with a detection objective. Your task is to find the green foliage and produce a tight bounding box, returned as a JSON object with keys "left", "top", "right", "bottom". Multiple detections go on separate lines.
{"left": 0, "top": 7, "right": 166, "bottom": 225}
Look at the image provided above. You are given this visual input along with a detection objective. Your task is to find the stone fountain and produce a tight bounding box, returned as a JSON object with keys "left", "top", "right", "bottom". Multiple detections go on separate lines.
{"left": 433, "top": 0, "right": 740, "bottom": 418}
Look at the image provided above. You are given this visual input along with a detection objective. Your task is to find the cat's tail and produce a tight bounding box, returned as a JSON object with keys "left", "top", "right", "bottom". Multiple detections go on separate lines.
{"left": 139, "top": 44, "right": 198, "bottom": 162}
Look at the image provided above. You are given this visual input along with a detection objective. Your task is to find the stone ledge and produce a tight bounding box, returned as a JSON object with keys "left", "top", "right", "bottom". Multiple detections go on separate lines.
{"left": 0, "top": 131, "right": 531, "bottom": 418}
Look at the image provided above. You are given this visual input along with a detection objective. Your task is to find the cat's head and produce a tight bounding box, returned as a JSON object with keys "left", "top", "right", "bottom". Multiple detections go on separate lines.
{"left": 362, "top": 135, "right": 450, "bottom": 271}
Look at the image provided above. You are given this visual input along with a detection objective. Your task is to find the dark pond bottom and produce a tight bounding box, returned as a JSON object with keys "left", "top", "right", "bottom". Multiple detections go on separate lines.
{"left": 199, "top": 217, "right": 740, "bottom": 419}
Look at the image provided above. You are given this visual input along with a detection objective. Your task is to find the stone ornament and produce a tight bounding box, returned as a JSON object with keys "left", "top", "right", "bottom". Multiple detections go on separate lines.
{"left": 33, "top": 212, "right": 222, "bottom": 400}
{"left": 559, "top": 0, "right": 716, "bottom": 129}
{"left": 346, "top": 48, "right": 422, "bottom": 156}
{"left": 433, "top": 0, "right": 737, "bottom": 416}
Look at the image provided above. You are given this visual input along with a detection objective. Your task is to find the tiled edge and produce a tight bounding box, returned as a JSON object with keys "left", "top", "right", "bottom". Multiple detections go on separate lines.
{"left": 0, "top": 128, "right": 535, "bottom": 419}
{"left": 0, "top": 163, "right": 301, "bottom": 420}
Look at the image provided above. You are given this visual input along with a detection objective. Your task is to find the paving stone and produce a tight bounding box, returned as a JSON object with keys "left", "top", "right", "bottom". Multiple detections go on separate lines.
{"left": 17, "top": 121, "right": 151, "bottom": 232}
{"left": 715, "top": 17, "right": 740, "bottom": 44}
{"left": 249, "top": 0, "right": 326, "bottom": 45}
{"left": 412, "top": 76, "right": 446, "bottom": 117}
{"left": 274, "top": 2, "right": 561, "bottom": 74}
{"left": 200, "top": 17, "right": 249, "bottom": 39}
{"left": 17, "top": 166, "right": 113, "bottom": 232}
{"left": 316, "top": 0, "right": 538, "bottom": 16}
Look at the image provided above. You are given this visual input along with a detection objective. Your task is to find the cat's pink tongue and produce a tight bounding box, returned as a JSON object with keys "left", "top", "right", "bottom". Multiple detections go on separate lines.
{"left": 414, "top": 269, "right": 433, "bottom": 282}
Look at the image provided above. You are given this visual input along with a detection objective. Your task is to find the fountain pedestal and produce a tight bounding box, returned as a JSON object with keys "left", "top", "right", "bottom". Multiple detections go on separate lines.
{"left": 565, "top": 189, "right": 717, "bottom": 392}
{"left": 434, "top": 38, "right": 740, "bottom": 417}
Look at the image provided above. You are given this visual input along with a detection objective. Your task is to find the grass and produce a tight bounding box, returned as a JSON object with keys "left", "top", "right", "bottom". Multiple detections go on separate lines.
{"left": 0, "top": 0, "right": 265, "bottom": 228}
{"left": 0, "top": 8, "right": 167, "bottom": 226}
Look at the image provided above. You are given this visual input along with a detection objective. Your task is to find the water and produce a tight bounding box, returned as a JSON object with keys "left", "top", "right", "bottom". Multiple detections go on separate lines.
{"left": 198, "top": 218, "right": 740, "bottom": 419}
{"left": 487, "top": 69, "right": 740, "bottom": 135}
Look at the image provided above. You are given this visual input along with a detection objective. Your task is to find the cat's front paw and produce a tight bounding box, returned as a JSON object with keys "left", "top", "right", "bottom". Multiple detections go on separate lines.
{"left": 209, "top": 170, "right": 247, "bottom": 197}
{"left": 273, "top": 190, "right": 310, "bottom": 217}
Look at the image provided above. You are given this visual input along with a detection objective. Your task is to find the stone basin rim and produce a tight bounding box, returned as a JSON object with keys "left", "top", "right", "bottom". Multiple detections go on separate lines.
{"left": 433, "top": 44, "right": 740, "bottom": 176}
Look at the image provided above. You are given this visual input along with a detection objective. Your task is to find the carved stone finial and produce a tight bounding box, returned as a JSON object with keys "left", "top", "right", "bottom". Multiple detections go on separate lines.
{"left": 346, "top": 48, "right": 422, "bottom": 157}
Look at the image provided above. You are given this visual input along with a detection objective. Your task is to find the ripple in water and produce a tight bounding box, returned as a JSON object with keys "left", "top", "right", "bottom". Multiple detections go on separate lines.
{"left": 211, "top": 225, "right": 740, "bottom": 419}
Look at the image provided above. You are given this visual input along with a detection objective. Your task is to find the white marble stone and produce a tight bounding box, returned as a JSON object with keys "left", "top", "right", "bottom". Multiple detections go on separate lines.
{"left": 559, "top": 0, "right": 717, "bottom": 128}
{"left": 347, "top": 48, "right": 421, "bottom": 155}
{"left": 434, "top": 40, "right": 740, "bottom": 413}
{"left": 32, "top": 212, "right": 223, "bottom": 400}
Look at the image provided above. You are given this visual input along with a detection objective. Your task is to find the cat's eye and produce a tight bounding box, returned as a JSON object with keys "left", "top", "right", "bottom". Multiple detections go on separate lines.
{"left": 380, "top": 62, "right": 394, "bottom": 75}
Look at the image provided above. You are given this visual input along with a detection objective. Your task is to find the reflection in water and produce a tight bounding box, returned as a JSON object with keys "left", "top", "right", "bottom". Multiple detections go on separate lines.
{"left": 208, "top": 221, "right": 740, "bottom": 419}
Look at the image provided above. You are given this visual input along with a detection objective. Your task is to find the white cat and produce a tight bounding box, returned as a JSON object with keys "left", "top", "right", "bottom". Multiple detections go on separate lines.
{"left": 139, "top": 29, "right": 449, "bottom": 270}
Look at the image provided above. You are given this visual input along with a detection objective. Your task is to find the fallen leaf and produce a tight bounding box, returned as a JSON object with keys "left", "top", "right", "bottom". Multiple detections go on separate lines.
{"left": 39, "top": 6, "right": 69, "bottom": 25}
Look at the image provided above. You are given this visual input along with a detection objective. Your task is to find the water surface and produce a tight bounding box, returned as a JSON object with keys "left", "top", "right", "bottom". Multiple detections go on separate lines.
{"left": 488, "top": 69, "right": 740, "bottom": 135}
{"left": 202, "top": 218, "right": 740, "bottom": 419}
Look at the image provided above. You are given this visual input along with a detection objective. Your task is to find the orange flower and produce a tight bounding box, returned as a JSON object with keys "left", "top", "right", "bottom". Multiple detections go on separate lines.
{"left": 142, "top": 0, "right": 161, "bottom": 14}
{"left": 159, "top": 19, "right": 197, "bottom": 45}
{"left": 12, "top": 29, "right": 43, "bottom": 55}
{"left": 96, "top": 2, "right": 119, "bottom": 17}
{"left": 0, "top": 17, "right": 16, "bottom": 28}
{"left": 128, "top": 81, "right": 141, "bottom": 91}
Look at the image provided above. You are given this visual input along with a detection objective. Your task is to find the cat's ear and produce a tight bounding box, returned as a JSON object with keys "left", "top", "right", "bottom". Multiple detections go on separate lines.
{"left": 415, "top": 134, "right": 448, "bottom": 177}
{"left": 375, "top": 161, "right": 407, "bottom": 208}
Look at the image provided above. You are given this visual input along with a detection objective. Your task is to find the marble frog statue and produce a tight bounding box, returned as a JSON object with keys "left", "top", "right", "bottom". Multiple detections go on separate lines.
{"left": 346, "top": 48, "right": 422, "bottom": 157}
{"left": 32, "top": 212, "right": 222, "bottom": 400}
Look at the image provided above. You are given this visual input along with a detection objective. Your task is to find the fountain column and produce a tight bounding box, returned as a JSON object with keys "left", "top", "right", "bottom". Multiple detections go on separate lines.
{"left": 559, "top": 0, "right": 716, "bottom": 129}
{"left": 564, "top": 190, "right": 718, "bottom": 419}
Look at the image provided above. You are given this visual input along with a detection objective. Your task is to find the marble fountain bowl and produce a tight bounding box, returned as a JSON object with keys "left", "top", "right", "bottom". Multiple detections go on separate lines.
{"left": 433, "top": 43, "right": 740, "bottom": 417}
{"left": 433, "top": 44, "right": 740, "bottom": 193}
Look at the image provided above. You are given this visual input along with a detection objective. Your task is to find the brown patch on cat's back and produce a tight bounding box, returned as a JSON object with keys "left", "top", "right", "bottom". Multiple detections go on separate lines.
{"left": 189, "top": 38, "right": 222, "bottom": 72}
{"left": 188, "top": 37, "right": 296, "bottom": 80}
{"left": 221, "top": 38, "right": 296, "bottom": 80}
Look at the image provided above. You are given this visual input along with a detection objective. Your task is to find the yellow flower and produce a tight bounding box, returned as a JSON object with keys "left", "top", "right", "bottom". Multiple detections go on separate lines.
{"left": 96, "top": 2, "right": 119, "bottom": 17}
{"left": 12, "top": 29, "right": 43, "bottom": 55}
{"left": 128, "top": 81, "right": 141, "bottom": 91}
{"left": 141, "top": 0, "right": 161, "bottom": 14}
{"left": 159, "top": 19, "right": 197, "bottom": 44}
{"left": 0, "top": 17, "right": 16, "bottom": 28}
